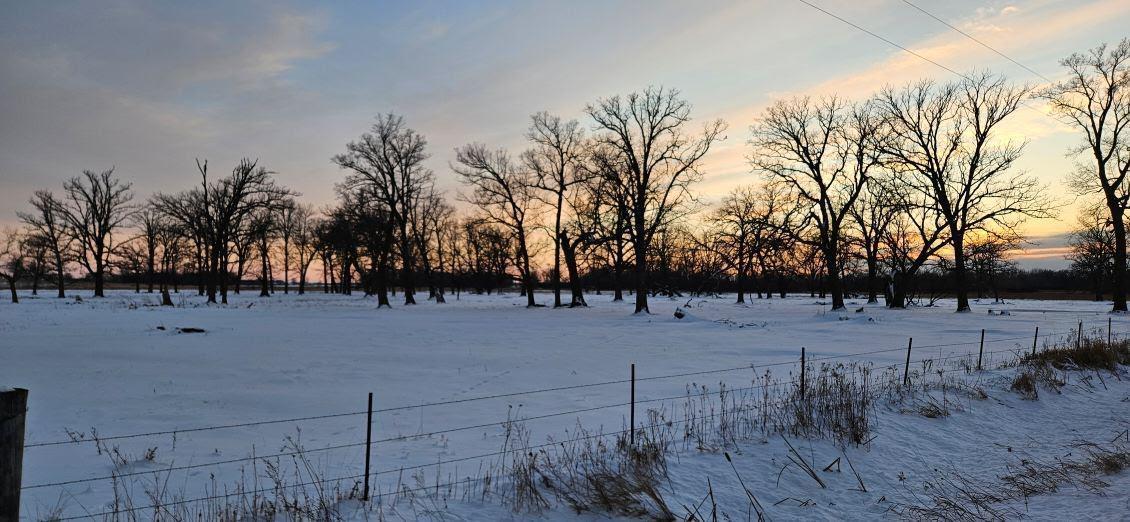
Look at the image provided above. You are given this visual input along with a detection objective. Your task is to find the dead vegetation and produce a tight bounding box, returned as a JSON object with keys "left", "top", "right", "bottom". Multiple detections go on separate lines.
{"left": 893, "top": 441, "right": 1130, "bottom": 520}
{"left": 52, "top": 333, "right": 1130, "bottom": 521}
{"left": 1010, "top": 334, "right": 1126, "bottom": 400}
{"left": 1023, "top": 336, "right": 1130, "bottom": 371}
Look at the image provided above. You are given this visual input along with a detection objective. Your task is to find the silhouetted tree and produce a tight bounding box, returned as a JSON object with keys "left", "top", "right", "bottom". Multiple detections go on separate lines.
{"left": 0, "top": 229, "right": 27, "bottom": 303}
{"left": 60, "top": 168, "right": 134, "bottom": 297}
{"left": 1039, "top": 39, "right": 1130, "bottom": 311}
{"left": 586, "top": 86, "right": 726, "bottom": 313}
{"left": 334, "top": 114, "right": 434, "bottom": 305}
{"left": 18, "top": 190, "right": 73, "bottom": 298}
{"left": 524, "top": 112, "right": 589, "bottom": 307}
{"left": 751, "top": 97, "right": 879, "bottom": 310}
{"left": 454, "top": 144, "right": 541, "bottom": 307}
{"left": 1068, "top": 204, "right": 1119, "bottom": 301}
{"left": 877, "top": 73, "right": 1052, "bottom": 312}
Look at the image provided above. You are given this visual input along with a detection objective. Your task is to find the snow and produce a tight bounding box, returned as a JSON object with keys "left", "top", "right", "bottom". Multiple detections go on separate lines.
{"left": 2, "top": 290, "right": 1127, "bottom": 520}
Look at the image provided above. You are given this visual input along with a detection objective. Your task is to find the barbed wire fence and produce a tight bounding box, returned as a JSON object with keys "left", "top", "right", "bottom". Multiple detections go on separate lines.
{"left": 13, "top": 315, "right": 1124, "bottom": 519}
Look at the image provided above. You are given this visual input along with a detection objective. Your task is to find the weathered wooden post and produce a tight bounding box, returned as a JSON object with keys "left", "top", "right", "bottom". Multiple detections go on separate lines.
{"left": 1, "top": 388, "right": 28, "bottom": 521}
{"left": 1032, "top": 326, "right": 1039, "bottom": 356}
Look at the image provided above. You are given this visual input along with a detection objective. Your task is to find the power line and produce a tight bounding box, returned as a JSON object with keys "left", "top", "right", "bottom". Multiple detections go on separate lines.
{"left": 897, "top": 0, "right": 1054, "bottom": 83}
{"left": 792, "top": 0, "right": 968, "bottom": 80}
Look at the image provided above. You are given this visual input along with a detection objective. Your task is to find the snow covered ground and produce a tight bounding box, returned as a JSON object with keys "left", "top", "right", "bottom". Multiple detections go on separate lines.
{"left": 2, "top": 290, "right": 1128, "bottom": 520}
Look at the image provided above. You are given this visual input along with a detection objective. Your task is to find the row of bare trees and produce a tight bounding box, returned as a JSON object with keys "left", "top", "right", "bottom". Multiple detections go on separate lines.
{"left": 2, "top": 39, "right": 1127, "bottom": 312}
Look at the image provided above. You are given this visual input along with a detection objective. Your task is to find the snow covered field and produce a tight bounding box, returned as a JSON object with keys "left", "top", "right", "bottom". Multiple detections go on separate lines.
{"left": 2, "top": 290, "right": 1128, "bottom": 520}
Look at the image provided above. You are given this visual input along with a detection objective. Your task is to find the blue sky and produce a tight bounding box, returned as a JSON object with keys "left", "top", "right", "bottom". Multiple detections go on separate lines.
{"left": 2, "top": 0, "right": 1129, "bottom": 266}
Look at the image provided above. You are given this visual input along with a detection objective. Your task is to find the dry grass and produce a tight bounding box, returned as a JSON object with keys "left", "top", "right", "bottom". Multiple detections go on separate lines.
{"left": 1023, "top": 337, "right": 1130, "bottom": 371}
{"left": 893, "top": 441, "right": 1130, "bottom": 521}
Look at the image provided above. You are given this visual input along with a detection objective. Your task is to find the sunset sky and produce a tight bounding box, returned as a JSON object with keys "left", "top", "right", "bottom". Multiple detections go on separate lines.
{"left": 3, "top": 0, "right": 1129, "bottom": 267}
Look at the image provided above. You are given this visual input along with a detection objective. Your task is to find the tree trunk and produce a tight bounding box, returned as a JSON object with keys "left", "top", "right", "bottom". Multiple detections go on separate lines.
{"left": 560, "top": 232, "right": 586, "bottom": 307}
{"left": 5, "top": 277, "right": 16, "bottom": 303}
{"left": 399, "top": 222, "right": 416, "bottom": 305}
{"left": 93, "top": 258, "right": 105, "bottom": 297}
{"left": 888, "top": 272, "right": 907, "bottom": 309}
{"left": 952, "top": 232, "right": 970, "bottom": 312}
{"left": 376, "top": 259, "right": 391, "bottom": 308}
{"left": 283, "top": 238, "right": 290, "bottom": 295}
{"left": 520, "top": 238, "right": 536, "bottom": 308}
{"left": 55, "top": 252, "right": 65, "bottom": 298}
{"left": 146, "top": 256, "right": 155, "bottom": 293}
{"left": 553, "top": 193, "right": 563, "bottom": 308}
{"left": 633, "top": 238, "right": 648, "bottom": 314}
{"left": 259, "top": 245, "right": 270, "bottom": 297}
{"left": 206, "top": 246, "right": 218, "bottom": 303}
{"left": 1110, "top": 205, "right": 1128, "bottom": 312}
{"left": 735, "top": 249, "right": 746, "bottom": 304}
{"left": 865, "top": 255, "right": 879, "bottom": 304}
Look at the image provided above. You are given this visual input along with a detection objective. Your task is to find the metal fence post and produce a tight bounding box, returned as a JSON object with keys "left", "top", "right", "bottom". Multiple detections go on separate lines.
{"left": 363, "top": 392, "right": 373, "bottom": 501}
{"left": 903, "top": 338, "right": 913, "bottom": 386}
{"left": 629, "top": 363, "right": 636, "bottom": 446}
{"left": 800, "top": 347, "right": 806, "bottom": 401}
{"left": 977, "top": 329, "right": 985, "bottom": 371}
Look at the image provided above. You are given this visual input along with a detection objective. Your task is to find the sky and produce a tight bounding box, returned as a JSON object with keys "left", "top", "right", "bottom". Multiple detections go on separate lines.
{"left": 2, "top": 0, "right": 1128, "bottom": 268}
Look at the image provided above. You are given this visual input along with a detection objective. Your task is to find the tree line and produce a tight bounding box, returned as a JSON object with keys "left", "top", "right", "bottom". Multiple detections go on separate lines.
{"left": 2, "top": 39, "right": 1128, "bottom": 313}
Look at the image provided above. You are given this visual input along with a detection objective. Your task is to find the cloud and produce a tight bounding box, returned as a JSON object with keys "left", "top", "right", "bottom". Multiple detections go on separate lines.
{"left": 0, "top": 2, "right": 336, "bottom": 220}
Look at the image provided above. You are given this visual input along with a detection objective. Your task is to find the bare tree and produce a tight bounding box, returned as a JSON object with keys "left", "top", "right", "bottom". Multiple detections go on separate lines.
{"left": 333, "top": 114, "right": 434, "bottom": 305}
{"left": 1039, "top": 39, "right": 1130, "bottom": 311}
{"left": 247, "top": 207, "right": 277, "bottom": 297}
{"left": 586, "top": 86, "right": 726, "bottom": 313}
{"left": 580, "top": 154, "right": 633, "bottom": 301}
{"left": 849, "top": 181, "right": 899, "bottom": 303}
{"left": 751, "top": 97, "right": 879, "bottom": 310}
{"left": 18, "top": 190, "right": 73, "bottom": 298}
{"left": 276, "top": 201, "right": 300, "bottom": 294}
{"left": 60, "top": 168, "right": 134, "bottom": 297}
{"left": 966, "top": 232, "right": 1020, "bottom": 302}
{"left": 155, "top": 159, "right": 290, "bottom": 304}
{"left": 453, "top": 143, "right": 541, "bottom": 307}
{"left": 710, "top": 186, "right": 757, "bottom": 303}
{"left": 0, "top": 229, "right": 26, "bottom": 303}
{"left": 524, "top": 112, "right": 588, "bottom": 307}
{"left": 1068, "top": 204, "right": 1119, "bottom": 301}
{"left": 876, "top": 73, "right": 1052, "bottom": 312}
{"left": 290, "top": 203, "right": 320, "bottom": 295}
{"left": 132, "top": 206, "right": 165, "bottom": 293}
{"left": 412, "top": 189, "right": 455, "bottom": 303}
{"left": 21, "top": 232, "right": 49, "bottom": 295}
{"left": 879, "top": 181, "right": 949, "bottom": 308}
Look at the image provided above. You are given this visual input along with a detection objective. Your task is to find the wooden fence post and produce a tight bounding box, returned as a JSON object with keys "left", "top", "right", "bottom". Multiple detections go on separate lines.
{"left": 1, "top": 388, "right": 28, "bottom": 521}
{"left": 1109, "top": 317, "right": 1113, "bottom": 346}
{"left": 1077, "top": 321, "right": 1083, "bottom": 350}
{"left": 977, "top": 329, "right": 985, "bottom": 371}
{"left": 363, "top": 392, "right": 373, "bottom": 502}
{"left": 903, "top": 338, "right": 913, "bottom": 386}
{"left": 1032, "top": 326, "right": 1039, "bottom": 356}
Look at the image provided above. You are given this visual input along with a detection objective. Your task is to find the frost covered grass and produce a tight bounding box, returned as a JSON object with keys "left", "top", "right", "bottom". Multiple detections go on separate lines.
{"left": 4, "top": 290, "right": 1130, "bottom": 520}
